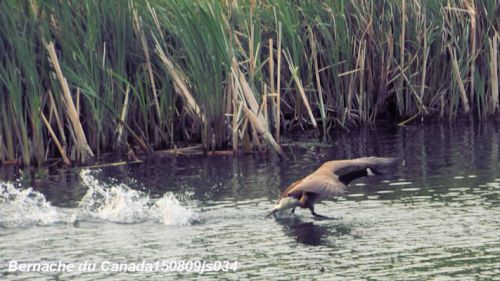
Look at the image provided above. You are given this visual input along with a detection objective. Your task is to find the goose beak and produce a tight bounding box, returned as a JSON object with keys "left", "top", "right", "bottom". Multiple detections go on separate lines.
{"left": 266, "top": 208, "right": 279, "bottom": 218}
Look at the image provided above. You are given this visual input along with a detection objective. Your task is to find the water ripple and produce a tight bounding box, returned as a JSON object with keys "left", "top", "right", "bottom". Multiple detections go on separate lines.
{"left": 2, "top": 124, "right": 500, "bottom": 280}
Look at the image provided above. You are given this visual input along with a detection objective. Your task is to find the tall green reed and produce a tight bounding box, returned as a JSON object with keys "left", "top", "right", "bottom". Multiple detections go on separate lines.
{"left": 0, "top": 0, "right": 498, "bottom": 166}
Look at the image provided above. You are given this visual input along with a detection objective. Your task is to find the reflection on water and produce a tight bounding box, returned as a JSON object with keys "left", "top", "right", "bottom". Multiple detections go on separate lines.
{"left": 276, "top": 216, "right": 352, "bottom": 246}
{"left": 1, "top": 122, "right": 500, "bottom": 280}
{"left": 277, "top": 217, "right": 328, "bottom": 246}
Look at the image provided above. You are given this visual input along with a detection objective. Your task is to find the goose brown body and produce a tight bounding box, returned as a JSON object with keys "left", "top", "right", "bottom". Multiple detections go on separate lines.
{"left": 268, "top": 157, "right": 397, "bottom": 218}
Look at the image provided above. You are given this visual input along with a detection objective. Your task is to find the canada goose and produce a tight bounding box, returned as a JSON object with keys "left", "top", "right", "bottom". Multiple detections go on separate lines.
{"left": 267, "top": 157, "right": 397, "bottom": 218}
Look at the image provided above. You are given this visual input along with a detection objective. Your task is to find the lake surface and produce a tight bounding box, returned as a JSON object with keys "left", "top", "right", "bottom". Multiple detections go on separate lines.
{"left": 1, "top": 122, "right": 500, "bottom": 280}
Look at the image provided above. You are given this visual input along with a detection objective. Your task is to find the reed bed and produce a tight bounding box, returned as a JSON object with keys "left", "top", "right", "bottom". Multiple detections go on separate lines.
{"left": 0, "top": 0, "right": 498, "bottom": 166}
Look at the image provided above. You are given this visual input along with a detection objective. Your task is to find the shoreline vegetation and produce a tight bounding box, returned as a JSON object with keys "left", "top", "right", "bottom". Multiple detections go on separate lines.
{"left": 0, "top": 0, "right": 499, "bottom": 167}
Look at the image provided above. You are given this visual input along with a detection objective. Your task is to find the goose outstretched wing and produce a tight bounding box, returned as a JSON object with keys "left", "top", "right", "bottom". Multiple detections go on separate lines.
{"left": 284, "top": 175, "right": 345, "bottom": 198}
{"left": 319, "top": 157, "right": 397, "bottom": 174}
{"left": 279, "top": 157, "right": 397, "bottom": 199}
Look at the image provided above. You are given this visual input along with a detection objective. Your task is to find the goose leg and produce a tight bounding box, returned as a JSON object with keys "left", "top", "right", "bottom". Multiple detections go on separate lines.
{"left": 308, "top": 205, "right": 330, "bottom": 219}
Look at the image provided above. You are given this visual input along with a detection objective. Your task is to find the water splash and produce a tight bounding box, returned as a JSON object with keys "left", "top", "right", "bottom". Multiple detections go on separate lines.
{"left": 79, "top": 170, "right": 151, "bottom": 224}
{"left": 0, "top": 183, "right": 60, "bottom": 228}
{"left": 0, "top": 169, "right": 197, "bottom": 228}
{"left": 151, "top": 193, "right": 197, "bottom": 226}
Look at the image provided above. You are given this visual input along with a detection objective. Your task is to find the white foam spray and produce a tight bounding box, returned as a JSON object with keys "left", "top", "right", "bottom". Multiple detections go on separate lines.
{"left": 0, "top": 169, "right": 198, "bottom": 228}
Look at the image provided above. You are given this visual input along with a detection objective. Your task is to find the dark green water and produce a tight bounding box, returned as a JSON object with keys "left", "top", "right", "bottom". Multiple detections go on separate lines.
{"left": 1, "top": 122, "right": 499, "bottom": 280}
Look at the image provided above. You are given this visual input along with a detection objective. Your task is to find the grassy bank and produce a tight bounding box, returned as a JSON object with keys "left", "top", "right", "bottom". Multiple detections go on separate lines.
{"left": 0, "top": 0, "right": 499, "bottom": 166}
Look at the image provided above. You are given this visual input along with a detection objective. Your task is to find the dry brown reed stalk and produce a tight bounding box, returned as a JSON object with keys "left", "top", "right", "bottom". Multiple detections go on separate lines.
{"left": 133, "top": 11, "right": 161, "bottom": 126}
{"left": 115, "top": 115, "right": 152, "bottom": 154}
{"left": 310, "top": 30, "right": 326, "bottom": 136}
{"left": 448, "top": 45, "right": 471, "bottom": 113}
{"left": 232, "top": 57, "right": 258, "bottom": 112}
{"left": 250, "top": 122, "right": 263, "bottom": 152}
{"left": 147, "top": 2, "right": 164, "bottom": 41}
{"left": 48, "top": 90, "right": 67, "bottom": 147}
{"left": 76, "top": 88, "right": 80, "bottom": 117}
{"left": 275, "top": 23, "right": 282, "bottom": 143}
{"left": 372, "top": 28, "right": 395, "bottom": 121}
{"left": 239, "top": 117, "right": 250, "bottom": 143}
{"left": 241, "top": 104, "right": 285, "bottom": 158}
{"left": 399, "top": 0, "right": 406, "bottom": 115}
{"left": 231, "top": 76, "right": 240, "bottom": 153}
{"left": 227, "top": 12, "right": 240, "bottom": 154}
{"left": 231, "top": 57, "right": 267, "bottom": 127}
{"left": 396, "top": 57, "right": 425, "bottom": 113}
{"left": 117, "top": 86, "right": 130, "bottom": 147}
{"left": 357, "top": 39, "right": 367, "bottom": 120}
{"left": 344, "top": 67, "right": 359, "bottom": 121}
{"left": 11, "top": 118, "right": 24, "bottom": 164}
{"left": 79, "top": 160, "right": 144, "bottom": 170}
{"left": 230, "top": 53, "right": 283, "bottom": 157}
{"left": 45, "top": 42, "right": 94, "bottom": 163}
{"left": 3, "top": 0, "right": 500, "bottom": 167}
{"left": 41, "top": 111, "right": 70, "bottom": 165}
{"left": 2, "top": 105, "right": 15, "bottom": 161}
{"left": 263, "top": 86, "right": 269, "bottom": 129}
{"left": 394, "top": 0, "right": 410, "bottom": 115}
{"left": 249, "top": 2, "right": 255, "bottom": 81}
{"left": 154, "top": 39, "right": 207, "bottom": 125}
{"left": 269, "top": 38, "right": 276, "bottom": 127}
{"left": 464, "top": 0, "right": 476, "bottom": 104}
{"left": 233, "top": 61, "right": 277, "bottom": 154}
{"left": 489, "top": 35, "right": 498, "bottom": 112}
{"left": 284, "top": 51, "right": 317, "bottom": 128}
{"left": 419, "top": 14, "right": 429, "bottom": 114}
